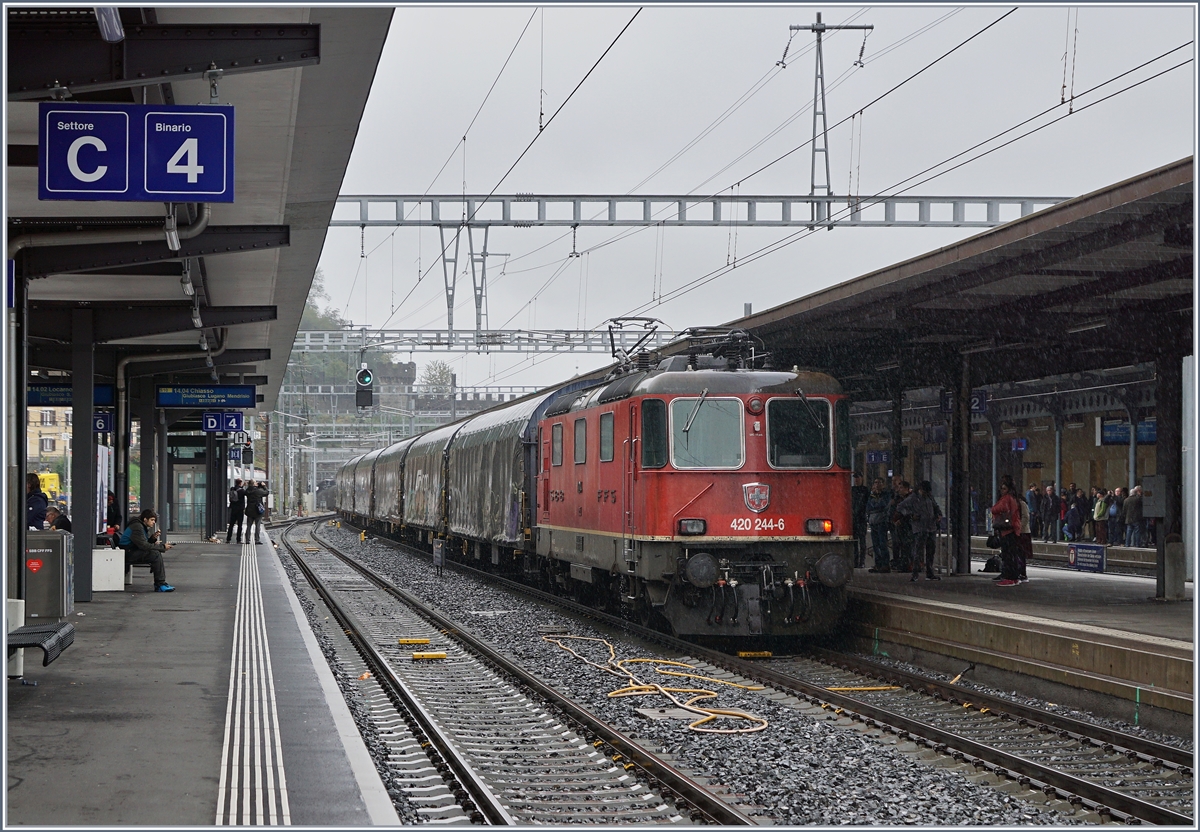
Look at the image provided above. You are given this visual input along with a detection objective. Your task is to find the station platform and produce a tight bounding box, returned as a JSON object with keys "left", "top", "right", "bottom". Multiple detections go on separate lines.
{"left": 843, "top": 559, "right": 1194, "bottom": 734}
{"left": 5, "top": 535, "right": 399, "bottom": 826}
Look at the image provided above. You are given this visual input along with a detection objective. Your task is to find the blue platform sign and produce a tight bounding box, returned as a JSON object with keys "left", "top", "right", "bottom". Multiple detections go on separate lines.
{"left": 28, "top": 383, "right": 116, "bottom": 407}
{"left": 1067, "top": 543, "right": 1106, "bottom": 573}
{"left": 229, "top": 447, "right": 242, "bottom": 462}
{"left": 93, "top": 412, "right": 114, "bottom": 433}
{"left": 940, "top": 389, "right": 989, "bottom": 414}
{"left": 157, "top": 385, "right": 255, "bottom": 408}
{"left": 39, "top": 103, "right": 234, "bottom": 202}
{"left": 201, "top": 411, "right": 246, "bottom": 432}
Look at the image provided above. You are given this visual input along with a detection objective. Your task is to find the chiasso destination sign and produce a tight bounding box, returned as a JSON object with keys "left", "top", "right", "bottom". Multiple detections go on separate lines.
{"left": 39, "top": 102, "right": 234, "bottom": 202}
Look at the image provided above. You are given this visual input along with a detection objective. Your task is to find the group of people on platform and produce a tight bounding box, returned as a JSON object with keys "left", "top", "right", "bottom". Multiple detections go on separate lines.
{"left": 849, "top": 469, "right": 1156, "bottom": 590}
{"left": 851, "top": 473, "right": 946, "bottom": 583}
{"left": 24, "top": 471, "right": 272, "bottom": 595}
{"left": 226, "top": 478, "right": 269, "bottom": 545}
{"left": 1025, "top": 481, "right": 1148, "bottom": 548}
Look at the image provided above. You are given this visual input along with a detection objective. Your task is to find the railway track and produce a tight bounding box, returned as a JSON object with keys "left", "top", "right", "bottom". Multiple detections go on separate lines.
{"left": 330, "top": 520, "right": 1194, "bottom": 826}
{"left": 281, "top": 521, "right": 755, "bottom": 825}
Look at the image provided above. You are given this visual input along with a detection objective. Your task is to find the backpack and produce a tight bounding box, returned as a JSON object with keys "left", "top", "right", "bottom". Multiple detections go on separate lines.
{"left": 229, "top": 485, "right": 243, "bottom": 506}
{"left": 118, "top": 524, "right": 134, "bottom": 549}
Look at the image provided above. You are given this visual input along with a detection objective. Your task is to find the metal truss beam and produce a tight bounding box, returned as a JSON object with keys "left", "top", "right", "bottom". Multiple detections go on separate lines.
{"left": 16, "top": 225, "right": 290, "bottom": 278}
{"left": 279, "top": 383, "right": 541, "bottom": 397}
{"left": 7, "top": 20, "right": 320, "bottom": 100}
{"left": 293, "top": 328, "right": 681, "bottom": 355}
{"left": 332, "top": 194, "right": 1066, "bottom": 230}
{"left": 29, "top": 303, "right": 277, "bottom": 343}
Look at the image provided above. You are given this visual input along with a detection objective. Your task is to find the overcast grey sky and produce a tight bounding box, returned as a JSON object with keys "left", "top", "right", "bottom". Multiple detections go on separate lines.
{"left": 316, "top": 3, "right": 1196, "bottom": 388}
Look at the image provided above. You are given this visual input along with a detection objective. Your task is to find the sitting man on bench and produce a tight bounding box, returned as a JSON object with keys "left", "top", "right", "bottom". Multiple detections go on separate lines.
{"left": 125, "top": 509, "right": 175, "bottom": 592}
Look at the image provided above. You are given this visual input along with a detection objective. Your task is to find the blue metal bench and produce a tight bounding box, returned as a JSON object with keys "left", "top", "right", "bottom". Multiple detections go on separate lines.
{"left": 7, "top": 621, "right": 76, "bottom": 666}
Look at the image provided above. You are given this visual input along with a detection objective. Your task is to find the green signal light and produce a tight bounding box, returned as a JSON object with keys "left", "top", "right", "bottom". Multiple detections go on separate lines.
{"left": 356, "top": 368, "right": 373, "bottom": 386}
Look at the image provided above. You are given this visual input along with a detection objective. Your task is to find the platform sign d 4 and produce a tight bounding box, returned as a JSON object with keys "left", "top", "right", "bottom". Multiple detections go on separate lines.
{"left": 202, "top": 411, "right": 243, "bottom": 433}
{"left": 39, "top": 103, "right": 234, "bottom": 202}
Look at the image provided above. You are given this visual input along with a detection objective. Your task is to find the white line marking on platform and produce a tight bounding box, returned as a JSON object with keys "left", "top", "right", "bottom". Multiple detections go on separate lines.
{"left": 216, "top": 542, "right": 291, "bottom": 825}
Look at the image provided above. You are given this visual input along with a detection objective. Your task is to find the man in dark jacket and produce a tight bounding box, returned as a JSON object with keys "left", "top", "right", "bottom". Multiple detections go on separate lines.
{"left": 1039, "top": 484, "right": 1061, "bottom": 543}
{"left": 226, "top": 479, "right": 246, "bottom": 544}
{"left": 45, "top": 506, "right": 72, "bottom": 532}
{"left": 1109, "top": 487, "right": 1126, "bottom": 546}
{"left": 1122, "top": 485, "right": 1144, "bottom": 547}
{"left": 26, "top": 473, "right": 48, "bottom": 530}
{"left": 866, "top": 478, "right": 892, "bottom": 573}
{"left": 888, "top": 480, "right": 914, "bottom": 573}
{"left": 896, "top": 481, "right": 941, "bottom": 582}
{"left": 243, "top": 482, "right": 268, "bottom": 545}
{"left": 850, "top": 473, "right": 869, "bottom": 568}
{"left": 126, "top": 509, "right": 174, "bottom": 591}
{"left": 1025, "top": 483, "right": 1042, "bottom": 538}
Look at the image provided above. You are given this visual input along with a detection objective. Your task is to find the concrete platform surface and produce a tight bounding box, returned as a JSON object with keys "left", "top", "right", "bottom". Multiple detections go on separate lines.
{"left": 845, "top": 563, "right": 1193, "bottom": 717}
{"left": 6, "top": 536, "right": 398, "bottom": 826}
{"left": 850, "top": 562, "right": 1194, "bottom": 644}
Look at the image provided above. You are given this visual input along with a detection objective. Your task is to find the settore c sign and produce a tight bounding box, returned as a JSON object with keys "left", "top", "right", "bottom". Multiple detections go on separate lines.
{"left": 39, "top": 103, "right": 234, "bottom": 202}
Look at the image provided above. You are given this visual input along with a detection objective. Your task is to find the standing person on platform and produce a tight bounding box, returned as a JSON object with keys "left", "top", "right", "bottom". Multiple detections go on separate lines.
{"left": 244, "top": 481, "right": 269, "bottom": 545}
{"left": 1039, "top": 484, "right": 1060, "bottom": 543}
{"left": 850, "top": 472, "right": 869, "bottom": 569}
{"left": 990, "top": 481, "right": 1022, "bottom": 586}
{"left": 1070, "top": 488, "right": 1090, "bottom": 540}
{"left": 226, "top": 478, "right": 246, "bottom": 544}
{"left": 866, "top": 478, "right": 893, "bottom": 573}
{"left": 126, "top": 509, "right": 175, "bottom": 592}
{"left": 26, "top": 473, "right": 48, "bottom": 530}
{"left": 1093, "top": 488, "right": 1111, "bottom": 545}
{"left": 888, "top": 480, "right": 914, "bottom": 574}
{"left": 1003, "top": 475, "right": 1030, "bottom": 583}
{"left": 1109, "top": 487, "right": 1126, "bottom": 547}
{"left": 1123, "top": 485, "right": 1144, "bottom": 547}
{"left": 1026, "top": 482, "right": 1043, "bottom": 539}
{"left": 896, "top": 481, "right": 941, "bottom": 582}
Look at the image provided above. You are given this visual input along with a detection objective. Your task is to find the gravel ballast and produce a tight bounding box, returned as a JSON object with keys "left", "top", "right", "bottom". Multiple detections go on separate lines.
{"left": 296, "top": 526, "right": 1097, "bottom": 825}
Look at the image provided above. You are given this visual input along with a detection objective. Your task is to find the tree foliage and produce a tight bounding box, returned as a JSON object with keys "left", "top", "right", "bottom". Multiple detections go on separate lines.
{"left": 419, "top": 359, "right": 453, "bottom": 391}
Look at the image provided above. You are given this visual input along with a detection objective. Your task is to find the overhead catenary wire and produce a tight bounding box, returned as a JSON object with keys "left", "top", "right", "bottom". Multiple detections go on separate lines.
{"left": 617, "top": 50, "right": 1192, "bottom": 318}
{"left": 373, "top": 8, "right": 642, "bottom": 335}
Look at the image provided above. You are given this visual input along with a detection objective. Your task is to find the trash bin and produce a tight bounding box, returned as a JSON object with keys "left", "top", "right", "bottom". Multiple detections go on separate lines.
{"left": 25, "top": 531, "right": 74, "bottom": 620}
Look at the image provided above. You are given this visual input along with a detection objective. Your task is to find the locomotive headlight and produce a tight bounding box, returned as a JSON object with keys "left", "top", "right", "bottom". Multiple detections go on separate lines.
{"left": 746, "top": 396, "right": 764, "bottom": 414}
{"left": 678, "top": 518, "right": 707, "bottom": 536}
{"left": 806, "top": 519, "right": 834, "bottom": 535}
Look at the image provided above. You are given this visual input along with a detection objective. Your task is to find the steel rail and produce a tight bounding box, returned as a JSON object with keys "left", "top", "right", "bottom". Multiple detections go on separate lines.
{"left": 281, "top": 523, "right": 514, "bottom": 825}
{"left": 806, "top": 646, "right": 1192, "bottom": 769}
{"left": 311, "top": 525, "right": 755, "bottom": 826}
{"left": 334, "top": 521, "right": 1192, "bottom": 825}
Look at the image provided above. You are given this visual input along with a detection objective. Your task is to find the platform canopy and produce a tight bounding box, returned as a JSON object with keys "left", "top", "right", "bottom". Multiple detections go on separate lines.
{"left": 7, "top": 6, "right": 393, "bottom": 412}
{"left": 731, "top": 157, "right": 1193, "bottom": 400}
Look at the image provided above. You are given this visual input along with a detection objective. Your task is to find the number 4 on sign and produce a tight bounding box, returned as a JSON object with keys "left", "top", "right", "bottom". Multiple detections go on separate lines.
{"left": 167, "top": 138, "right": 204, "bottom": 183}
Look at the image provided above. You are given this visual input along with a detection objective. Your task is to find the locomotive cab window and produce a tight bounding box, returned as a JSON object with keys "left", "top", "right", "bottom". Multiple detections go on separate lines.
{"left": 767, "top": 397, "right": 832, "bottom": 468}
{"left": 551, "top": 423, "right": 563, "bottom": 466}
{"left": 641, "top": 399, "right": 667, "bottom": 468}
{"left": 574, "top": 418, "right": 587, "bottom": 464}
{"left": 670, "top": 397, "right": 744, "bottom": 469}
{"left": 599, "top": 412, "right": 614, "bottom": 462}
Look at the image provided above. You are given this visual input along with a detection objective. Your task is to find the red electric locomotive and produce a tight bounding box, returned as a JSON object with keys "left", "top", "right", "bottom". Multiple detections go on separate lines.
{"left": 337, "top": 329, "right": 855, "bottom": 642}
{"left": 534, "top": 347, "right": 854, "bottom": 638}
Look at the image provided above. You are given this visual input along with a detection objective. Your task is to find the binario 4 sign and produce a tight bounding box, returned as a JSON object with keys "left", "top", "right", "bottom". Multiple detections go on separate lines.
{"left": 39, "top": 102, "right": 234, "bottom": 202}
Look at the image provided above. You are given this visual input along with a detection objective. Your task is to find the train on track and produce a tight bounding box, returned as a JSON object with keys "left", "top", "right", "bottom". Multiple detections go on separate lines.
{"left": 336, "top": 329, "right": 854, "bottom": 639}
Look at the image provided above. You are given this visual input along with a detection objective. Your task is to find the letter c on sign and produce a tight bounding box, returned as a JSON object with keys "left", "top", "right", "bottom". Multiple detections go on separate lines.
{"left": 67, "top": 135, "right": 108, "bottom": 182}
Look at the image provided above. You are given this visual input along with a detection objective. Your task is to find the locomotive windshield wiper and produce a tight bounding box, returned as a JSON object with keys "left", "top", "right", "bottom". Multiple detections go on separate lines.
{"left": 794, "top": 387, "right": 824, "bottom": 428}
{"left": 682, "top": 388, "right": 709, "bottom": 435}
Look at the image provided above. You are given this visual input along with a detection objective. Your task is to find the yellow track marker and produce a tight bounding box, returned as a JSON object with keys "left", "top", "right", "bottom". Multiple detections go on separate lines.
{"left": 398, "top": 638, "right": 431, "bottom": 645}
{"left": 737, "top": 651, "right": 773, "bottom": 658}
{"left": 412, "top": 652, "right": 447, "bottom": 660}
{"left": 826, "top": 685, "right": 901, "bottom": 692}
